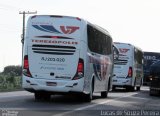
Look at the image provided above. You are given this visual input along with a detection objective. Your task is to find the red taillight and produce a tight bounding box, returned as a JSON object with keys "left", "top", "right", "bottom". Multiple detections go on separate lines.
{"left": 24, "top": 55, "right": 29, "bottom": 69}
{"left": 73, "top": 59, "right": 84, "bottom": 80}
{"left": 23, "top": 55, "right": 31, "bottom": 77}
{"left": 78, "top": 62, "right": 83, "bottom": 73}
{"left": 128, "top": 67, "right": 133, "bottom": 77}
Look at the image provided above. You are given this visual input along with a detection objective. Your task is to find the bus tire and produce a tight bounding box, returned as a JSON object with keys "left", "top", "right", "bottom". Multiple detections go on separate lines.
{"left": 131, "top": 86, "right": 135, "bottom": 91}
{"left": 136, "top": 86, "right": 141, "bottom": 91}
{"left": 108, "top": 78, "right": 111, "bottom": 92}
{"left": 126, "top": 86, "right": 135, "bottom": 91}
{"left": 34, "top": 92, "right": 43, "bottom": 100}
{"left": 130, "top": 79, "right": 136, "bottom": 91}
{"left": 136, "top": 79, "right": 142, "bottom": 91}
{"left": 101, "top": 91, "right": 108, "bottom": 98}
{"left": 43, "top": 93, "right": 51, "bottom": 100}
{"left": 85, "top": 79, "right": 94, "bottom": 102}
{"left": 101, "top": 78, "right": 109, "bottom": 98}
{"left": 112, "top": 86, "right": 116, "bottom": 91}
{"left": 34, "top": 92, "right": 51, "bottom": 101}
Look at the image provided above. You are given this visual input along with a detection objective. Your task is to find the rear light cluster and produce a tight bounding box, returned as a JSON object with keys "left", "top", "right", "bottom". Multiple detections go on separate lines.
{"left": 127, "top": 67, "right": 133, "bottom": 77}
{"left": 23, "top": 55, "right": 32, "bottom": 77}
{"left": 72, "top": 59, "right": 84, "bottom": 80}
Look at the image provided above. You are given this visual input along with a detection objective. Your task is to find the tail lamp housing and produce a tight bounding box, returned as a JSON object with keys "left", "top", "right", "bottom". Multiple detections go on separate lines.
{"left": 23, "top": 55, "right": 32, "bottom": 77}
{"left": 72, "top": 58, "right": 84, "bottom": 80}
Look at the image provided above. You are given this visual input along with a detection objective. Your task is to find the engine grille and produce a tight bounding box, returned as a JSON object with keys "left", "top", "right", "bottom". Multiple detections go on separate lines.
{"left": 32, "top": 44, "right": 76, "bottom": 55}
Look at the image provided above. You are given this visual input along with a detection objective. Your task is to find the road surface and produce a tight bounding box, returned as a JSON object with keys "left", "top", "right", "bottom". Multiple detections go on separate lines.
{"left": 0, "top": 86, "right": 159, "bottom": 116}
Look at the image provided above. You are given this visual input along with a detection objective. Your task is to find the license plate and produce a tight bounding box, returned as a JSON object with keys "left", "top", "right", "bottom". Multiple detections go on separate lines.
{"left": 46, "top": 82, "right": 57, "bottom": 86}
{"left": 113, "top": 80, "right": 117, "bottom": 82}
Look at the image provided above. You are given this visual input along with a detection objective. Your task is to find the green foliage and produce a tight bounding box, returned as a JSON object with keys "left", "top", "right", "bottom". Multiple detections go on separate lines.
{"left": 3, "top": 65, "right": 22, "bottom": 76}
{"left": 0, "top": 65, "right": 22, "bottom": 92}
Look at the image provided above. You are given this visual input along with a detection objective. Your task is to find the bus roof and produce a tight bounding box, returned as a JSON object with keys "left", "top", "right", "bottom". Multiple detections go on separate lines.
{"left": 30, "top": 15, "right": 82, "bottom": 21}
{"left": 114, "top": 42, "right": 143, "bottom": 52}
{"left": 29, "top": 15, "right": 111, "bottom": 38}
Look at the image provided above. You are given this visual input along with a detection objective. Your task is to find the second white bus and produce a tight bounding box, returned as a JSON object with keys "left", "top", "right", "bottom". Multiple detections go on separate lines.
{"left": 112, "top": 42, "right": 143, "bottom": 91}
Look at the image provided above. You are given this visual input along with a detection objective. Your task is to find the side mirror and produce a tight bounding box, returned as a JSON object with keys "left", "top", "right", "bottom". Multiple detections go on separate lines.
{"left": 113, "top": 44, "right": 119, "bottom": 59}
{"left": 21, "top": 39, "right": 24, "bottom": 44}
{"left": 21, "top": 34, "right": 24, "bottom": 44}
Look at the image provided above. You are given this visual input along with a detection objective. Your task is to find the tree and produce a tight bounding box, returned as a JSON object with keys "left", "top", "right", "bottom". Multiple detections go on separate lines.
{"left": 2, "top": 65, "right": 22, "bottom": 76}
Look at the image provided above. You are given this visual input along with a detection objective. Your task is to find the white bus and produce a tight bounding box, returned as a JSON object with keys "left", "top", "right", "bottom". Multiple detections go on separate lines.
{"left": 22, "top": 15, "right": 114, "bottom": 102}
{"left": 112, "top": 42, "right": 143, "bottom": 91}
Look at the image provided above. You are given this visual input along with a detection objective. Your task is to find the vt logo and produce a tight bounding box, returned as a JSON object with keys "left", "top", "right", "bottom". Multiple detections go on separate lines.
{"left": 119, "top": 48, "right": 129, "bottom": 53}
{"left": 60, "top": 26, "right": 79, "bottom": 34}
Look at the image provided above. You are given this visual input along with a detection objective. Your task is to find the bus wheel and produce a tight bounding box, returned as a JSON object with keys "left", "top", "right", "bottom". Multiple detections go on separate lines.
{"left": 126, "top": 86, "right": 135, "bottom": 92}
{"left": 101, "top": 91, "right": 108, "bottom": 98}
{"left": 112, "top": 86, "right": 116, "bottom": 91}
{"left": 85, "top": 80, "right": 94, "bottom": 102}
{"left": 43, "top": 93, "right": 51, "bottom": 100}
{"left": 34, "top": 92, "right": 43, "bottom": 100}
{"left": 34, "top": 92, "right": 51, "bottom": 101}
{"left": 101, "top": 79, "right": 109, "bottom": 98}
{"left": 136, "top": 86, "right": 141, "bottom": 91}
{"left": 131, "top": 86, "right": 136, "bottom": 91}
{"left": 130, "top": 80, "right": 136, "bottom": 91}
{"left": 136, "top": 79, "right": 142, "bottom": 91}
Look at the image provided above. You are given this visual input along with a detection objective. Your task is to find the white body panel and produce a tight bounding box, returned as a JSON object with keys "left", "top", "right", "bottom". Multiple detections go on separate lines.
{"left": 112, "top": 42, "right": 143, "bottom": 88}
{"left": 22, "top": 15, "right": 113, "bottom": 95}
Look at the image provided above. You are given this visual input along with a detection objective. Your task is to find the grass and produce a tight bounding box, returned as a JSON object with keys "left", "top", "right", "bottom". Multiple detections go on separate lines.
{"left": 0, "top": 75, "right": 22, "bottom": 92}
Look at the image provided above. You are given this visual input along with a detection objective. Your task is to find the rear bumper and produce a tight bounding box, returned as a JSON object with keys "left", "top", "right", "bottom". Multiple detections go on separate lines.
{"left": 22, "top": 76, "right": 84, "bottom": 93}
{"left": 112, "top": 76, "right": 132, "bottom": 86}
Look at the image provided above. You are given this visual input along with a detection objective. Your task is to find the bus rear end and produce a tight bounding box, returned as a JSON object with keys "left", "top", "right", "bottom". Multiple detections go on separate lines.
{"left": 112, "top": 43, "right": 133, "bottom": 90}
{"left": 22, "top": 15, "right": 86, "bottom": 95}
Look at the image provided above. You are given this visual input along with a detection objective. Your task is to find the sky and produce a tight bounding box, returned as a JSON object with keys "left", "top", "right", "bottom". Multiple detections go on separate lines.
{"left": 0, "top": 0, "right": 160, "bottom": 71}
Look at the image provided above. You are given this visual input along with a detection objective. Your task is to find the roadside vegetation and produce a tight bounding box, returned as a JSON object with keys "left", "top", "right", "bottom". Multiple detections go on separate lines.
{"left": 0, "top": 65, "right": 22, "bottom": 92}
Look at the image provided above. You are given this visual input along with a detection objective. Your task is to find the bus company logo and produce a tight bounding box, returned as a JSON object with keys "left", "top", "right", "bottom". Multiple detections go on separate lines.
{"left": 60, "top": 26, "right": 79, "bottom": 34}
{"left": 119, "top": 48, "right": 129, "bottom": 53}
{"left": 32, "top": 25, "right": 79, "bottom": 34}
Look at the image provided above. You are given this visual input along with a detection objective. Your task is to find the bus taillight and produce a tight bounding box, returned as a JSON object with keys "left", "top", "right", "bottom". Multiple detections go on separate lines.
{"left": 23, "top": 55, "right": 32, "bottom": 77}
{"left": 78, "top": 60, "right": 84, "bottom": 73}
{"left": 127, "top": 67, "right": 133, "bottom": 77}
{"left": 73, "top": 58, "right": 84, "bottom": 80}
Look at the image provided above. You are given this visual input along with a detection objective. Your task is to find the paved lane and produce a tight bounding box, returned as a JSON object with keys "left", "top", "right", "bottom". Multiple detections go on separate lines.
{"left": 0, "top": 86, "right": 159, "bottom": 116}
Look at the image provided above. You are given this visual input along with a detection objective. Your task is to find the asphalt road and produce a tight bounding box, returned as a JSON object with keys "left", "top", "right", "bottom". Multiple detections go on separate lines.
{"left": 0, "top": 86, "right": 160, "bottom": 116}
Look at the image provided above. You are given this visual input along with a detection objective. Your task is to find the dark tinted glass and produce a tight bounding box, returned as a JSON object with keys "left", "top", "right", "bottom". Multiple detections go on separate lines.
{"left": 87, "top": 25, "right": 112, "bottom": 55}
{"left": 134, "top": 48, "right": 143, "bottom": 64}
